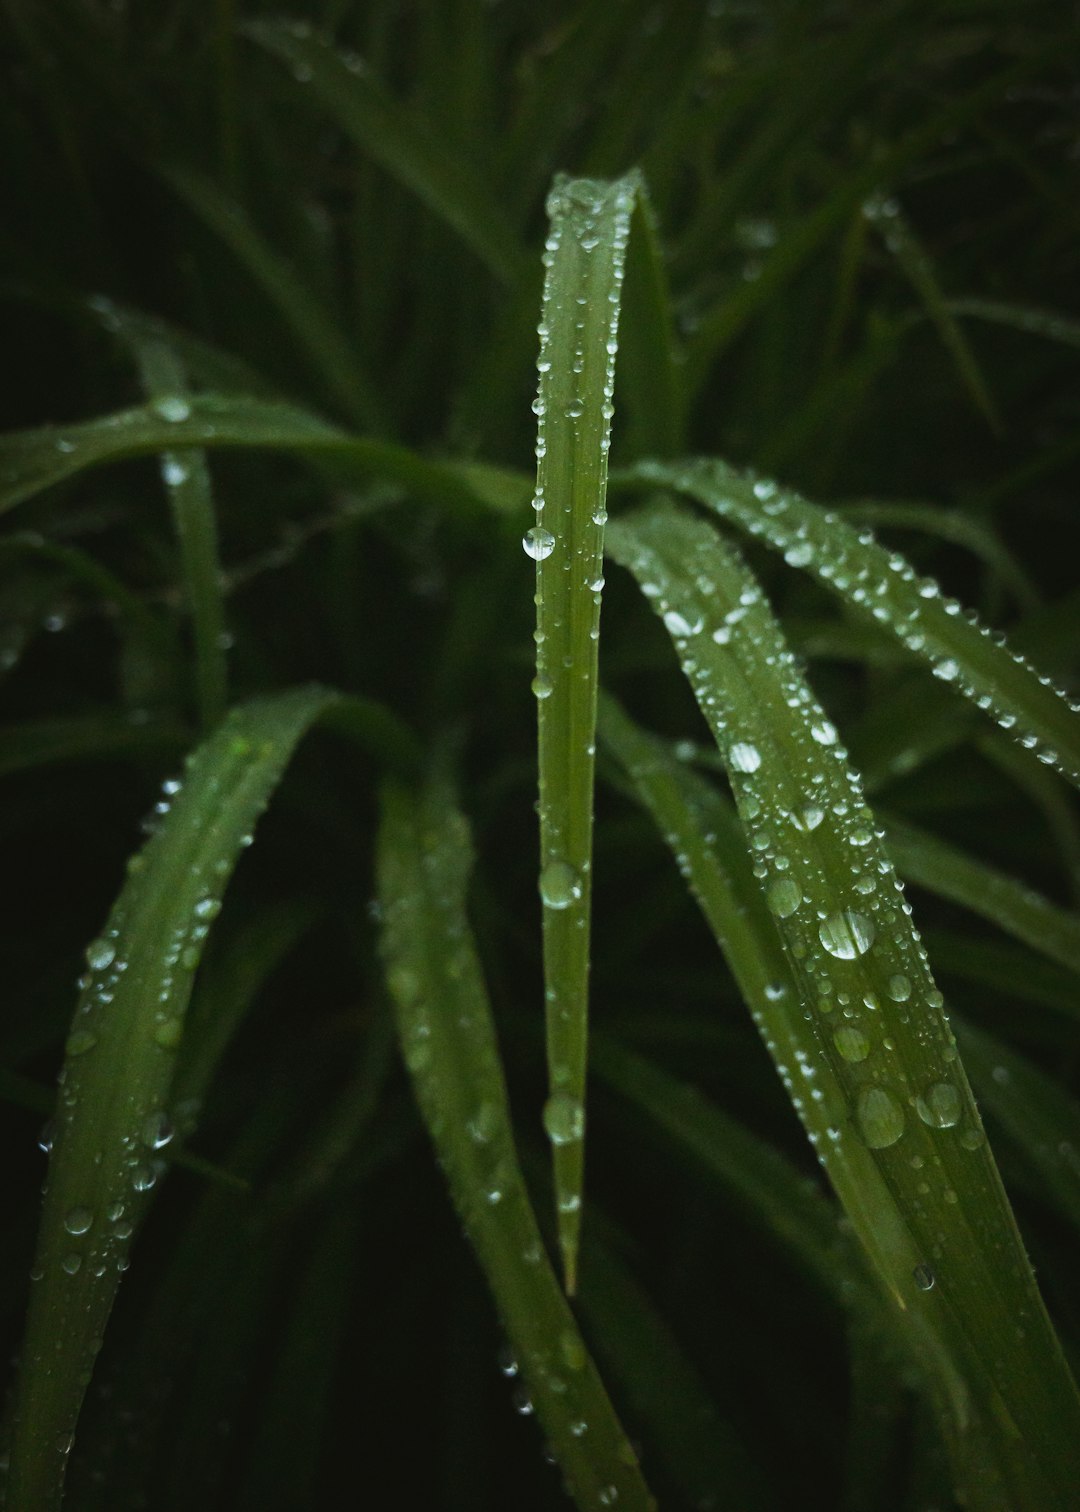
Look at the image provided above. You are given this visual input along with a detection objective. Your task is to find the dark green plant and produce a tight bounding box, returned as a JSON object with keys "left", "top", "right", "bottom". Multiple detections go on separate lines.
{"left": 1, "top": 4, "right": 1079, "bottom": 1509}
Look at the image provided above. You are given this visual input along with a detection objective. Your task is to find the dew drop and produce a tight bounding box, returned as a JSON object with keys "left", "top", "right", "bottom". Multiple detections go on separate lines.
{"left": 818, "top": 910, "right": 875, "bottom": 960}
{"left": 539, "top": 861, "right": 582, "bottom": 910}
{"left": 887, "top": 974, "right": 912, "bottom": 1002}
{"left": 913, "top": 1263, "right": 935, "bottom": 1291}
{"left": 151, "top": 395, "right": 191, "bottom": 424}
{"left": 85, "top": 938, "right": 115, "bottom": 972}
{"left": 662, "top": 609, "right": 701, "bottom": 638}
{"left": 142, "top": 1111, "right": 174, "bottom": 1150}
{"left": 64, "top": 1206, "right": 94, "bottom": 1236}
{"left": 810, "top": 720, "right": 838, "bottom": 746}
{"left": 766, "top": 878, "right": 802, "bottom": 918}
{"left": 65, "top": 1028, "right": 98, "bottom": 1057}
{"left": 793, "top": 804, "right": 824, "bottom": 832}
{"left": 856, "top": 1086, "right": 905, "bottom": 1148}
{"left": 729, "top": 741, "right": 761, "bottom": 774}
{"left": 542, "top": 1093, "right": 585, "bottom": 1146}
{"left": 523, "top": 527, "right": 555, "bottom": 561}
{"left": 60, "top": 1253, "right": 83, "bottom": 1276}
{"left": 531, "top": 673, "right": 553, "bottom": 700}
{"left": 833, "top": 1026, "right": 871, "bottom": 1063}
{"left": 915, "top": 1081, "right": 963, "bottom": 1130}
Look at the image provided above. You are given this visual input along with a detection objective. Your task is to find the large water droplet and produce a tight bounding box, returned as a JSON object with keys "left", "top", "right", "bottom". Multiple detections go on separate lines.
{"left": 818, "top": 910, "right": 875, "bottom": 959}
{"left": 542, "top": 1093, "right": 585, "bottom": 1145}
{"left": 856, "top": 1086, "right": 905, "bottom": 1148}
{"left": 916, "top": 1081, "right": 962, "bottom": 1129}
{"left": 539, "top": 861, "right": 582, "bottom": 910}
{"left": 523, "top": 527, "right": 555, "bottom": 561}
{"left": 64, "top": 1206, "right": 94, "bottom": 1236}
{"left": 887, "top": 974, "right": 911, "bottom": 1002}
{"left": 766, "top": 878, "right": 802, "bottom": 918}
{"left": 729, "top": 741, "right": 761, "bottom": 773}
{"left": 85, "top": 937, "right": 115, "bottom": 972}
{"left": 833, "top": 1026, "right": 871, "bottom": 1063}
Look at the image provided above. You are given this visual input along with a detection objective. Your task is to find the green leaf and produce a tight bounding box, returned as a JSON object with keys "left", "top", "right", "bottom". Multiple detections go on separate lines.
{"left": 531, "top": 171, "right": 639, "bottom": 1292}
{"left": 376, "top": 779, "right": 655, "bottom": 1512}
{"left": 605, "top": 499, "right": 1080, "bottom": 1512}
{"left": 618, "top": 458, "right": 1080, "bottom": 792}
{"left": 0, "top": 395, "right": 499, "bottom": 519}
{"left": 6, "top": 685, "right": 336, "bottom": 1511}
{"left": 243, "top": 18, "right": 527, "bottom": 287}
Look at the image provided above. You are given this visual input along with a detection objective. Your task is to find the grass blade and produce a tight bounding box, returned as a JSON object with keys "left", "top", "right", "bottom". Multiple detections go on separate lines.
{"left": 126, "top": 331, "right": 228, "bottom": 731}
{"left": 6, "top": 685, "right": 336, "bottom": 1511}
{"left": 882, "top": 814, "right": 1080, "bottom": 985}
{"left": 605, "top": 500, "right": 1080, "bottom": 1511}
{"left": 862, "top": 196, "right": 1000, "bottom": 432}
{"left": 243, "top": 18, "right": 526, "bottom": 287}
{"left": 532, "top": 171, "right": 639, "bottom": 1292}
{"left": 620, "top": 458, "right": 1080, "bottom": 791}
{"left": 376, "top": 779, "right": 655, "bottom": 1512}
{"left": 163, "top": 166, "right": 387, "bottom": 433}
{"left": 0, "top": 395, "right": 503, "bottom": 519}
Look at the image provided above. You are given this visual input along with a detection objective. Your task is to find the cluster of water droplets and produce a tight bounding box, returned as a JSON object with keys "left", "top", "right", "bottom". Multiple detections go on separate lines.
{"left": 613, "top": 513, "right": 988, "bottom": 1197}
{"left": 632, "top": 457, "right": 1080, "bottom": 784}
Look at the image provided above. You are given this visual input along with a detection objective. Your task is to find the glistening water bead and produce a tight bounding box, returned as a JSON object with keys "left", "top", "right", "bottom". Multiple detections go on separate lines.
{"left": 856, "top": 1086, "right": 905, "bottom": 1148}
{"left": 818, "top": 910, "right": 875, "bottom": 960}
{"left": 522, "top": 527, "right": 555, "bottom": 561}
{"left": 539, "top": 860, "right": 582, "bottom": 910}
{"left": 916, "top": 1081, "right": 963, "bottom": 1129}
{"left": 542, "top": 1093, "right": 585, "bottom": 1145}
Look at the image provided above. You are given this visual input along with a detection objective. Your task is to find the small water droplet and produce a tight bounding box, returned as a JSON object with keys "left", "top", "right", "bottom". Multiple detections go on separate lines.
{"left": 818, "top": 910, "right": 875, "bottom": 960}
{"left": 60, "top": 1253, "right": 82, "bottom": 1276}
{"left": 523, "top": 527, "right": 556, "bottom": 561}
{"left": 85, "top": 938, "right": 115, "bottom": 972}
{"left": 64, "top": 1206, "right": 94, "bottom": 1236}
{"left": 793, "top": 805, "right": 825, "bottom": 832}
{"left": 539, "top": 861, "right": 582, "bottom": 910}
{"left": 915, "top": 1081, "right": 962, "bottom": 1130}
{"left": 913, "top": 1263, "right": 935, "bottom": 1291}
{"left": 833, "top": 1026, "right": 871, "bottom": 1063}
{"left": 856, "top": 1086, "right": 905, "bottom": 1148}
{"left": 810, "top": 720, "right": 838, "bottom": 746}
{"left": 142, "top": 1111, "right": 174, "bottom": 1150}
{"left": 662, "top": 609, "right": 701, "bottom": 638}
{"left": 766, "top": 878, "right": 802, "bottom": 918}
{"left": 887, "top": 974, "right": 911, "bottom": 1002}
{"left": 151, "top": 395, "right": 192, "bottom": 423}
{"left": 531, "top": 673, "right": 553, "bottom": 700}
{"left": 729, "top": 742, "right": 761, "bottom": 774}
{"left": 542, "top": 1093, "right": 585, "bottom": 1146}
{"left": 65, "top": 1028, "right": 98, "bottom": 1057}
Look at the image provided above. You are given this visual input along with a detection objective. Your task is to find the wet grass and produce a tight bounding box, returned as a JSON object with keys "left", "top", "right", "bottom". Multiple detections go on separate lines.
{"left": 1, "top": 3, "right": 1079, "bottom": 1509}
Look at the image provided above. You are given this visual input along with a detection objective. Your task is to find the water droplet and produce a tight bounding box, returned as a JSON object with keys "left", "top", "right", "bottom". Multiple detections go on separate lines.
{"left": 766, "top": 878, "right": 802, "bottom": 918}
{"left": 38, "top": 1119, "right": 55, "bottom": 1154}
{"left": 933, "top": 658, "right": 959, "bottom": 683}
{"left": 856, "top": 1086, "right": 905, "bottom": 1148}
{"left": 887, "top": 974, "right": 911, "bottom": 1002}
{"left": 959, "top": 1125, "right": 985, "bottom": 1151}
{"left": 86, "top": 937, "right": 115, "bottom": 971}
{"left": 531, "top": 673, "right": 553, "bottom": 700}
{"left": 193, "top": 897, "right": 221, "bottom": 921}
{"left": 142, "top": 1111, "right": 174, "bottom": 1150}
{"left": 793, "top": 805, "right": 824, "bottom": 832}
{"left": 65, "top": 1028, "right": 98, "bottom": 1057}
{"left": 539, "top": 861, "right": 582, "bottom": 910}
{"left": 523, "top": 527, "right": 555, "bottom": 561}
{"left": 915, "top": 1081, "right": 962, "bottom": 1129}
{"left": 151, "top": 395, "right": 191, "bottom": 423}
{"left": 913, "top": 1263, "right": 935, "bottom": 1291}
{"left": 466, "top": 1102, "right": 497, "bottom": 1144}
{"left": 662, "top": 609, "right": 701, "bottom": 637}
{"left": 64, "top": 1206, "right": 94, "bottom": 1236}
{"left": 542, "top": 1093, "right": 585, "bottom": 1146}
{"left": 599, "top": 1487, "right": 619, "bottom": 1507}
{"left": 162, "top": 457, "right": 189, "bottom": 487}
{"left": 154, "top": 1019, "right": 183, "bottom": 1051}
{"left": 729, "top": 742, "right": 761, "bottom": 774}
{"left": 833, "top": 1026, "right": 871, "bottom": 1063}
{"left": 61, "top": 1253, "right": 82, "bottom": 1276}
{"left": 131, "top": 1163, "right": 157, "bottom": 1193}
{"left": 810, "top": 720, "right": 838, "bottom": 746}
{"left": 559, "top": 1330, "right": 586, "bottom": 1371}
{"left": 818, "top": 910, "right": 875, "bottom": 959}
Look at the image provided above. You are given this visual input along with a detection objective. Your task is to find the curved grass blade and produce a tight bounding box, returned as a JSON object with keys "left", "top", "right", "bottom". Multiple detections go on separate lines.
{"left": 862, "top": 196, "right": 1000, "bottom": 431}
{"left": 946, "top": 297, "right": 1080, "bottom": 351}
{"left": 882, "top": 814, "right": 1080, "bottom": 984}
{"left": 6, "top": 685, "right": 336, "bottom": 1512}
{"left": 127, "top": 331, "right": 228, "bottom": 730}
{"left": 243, "top": 18, "right": 527, "bottom": 287}
{"left": 955, "top": 1017, "right": 1080, "bottom": 1237}
{"left": 531, "top": 171, "right": 639, "bottom": 1292}
{"left": 163, "top": 166, "right": 387, "bottom": 433}
{"left": 376, "top": 780, "right": 655, "bottom": 1512}
{"left": 605, "top": 501, "right": 1080, "bottom": 1511}
{"left": 0, "top": 395, "right": 501, "bottom": 519}
{"left": 619, "top": 458, "right": 1080, "bottom": 791}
